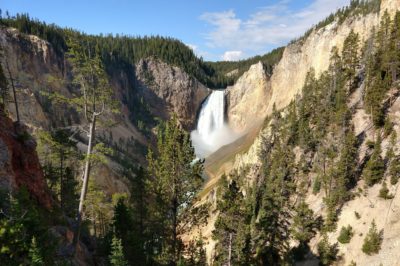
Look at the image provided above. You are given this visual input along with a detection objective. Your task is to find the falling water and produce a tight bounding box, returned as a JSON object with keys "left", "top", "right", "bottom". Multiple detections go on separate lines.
{"left": 191, "top": 90, "right": 238, "bottom": 158}
{"left": 197, "top": 90, "right": 225, "bottom": 140}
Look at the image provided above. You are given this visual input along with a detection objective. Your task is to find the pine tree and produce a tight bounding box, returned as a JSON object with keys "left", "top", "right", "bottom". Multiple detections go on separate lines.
{"left": 342, "top": 30, "right": 360, "bottom": 91}
{"left": 37, "top": 129, "right": 78, "bottom": 214}
{"left": 362, "top": 220, "right": 382, "bottom": 255}
{"left": 53, "top": 37, "right": 119, "bottom": 248}
{"left": 147, "top": 115, "right": 203, "bottom": 265}
{"left": 212, "top": 174, "right": 252, "bottom": 266}
{"left": 29, "top": 236, "right": 44, "bottom": 266}
{"left": 317, "top": 234, "right": 338, "bottom": 266}
{"left": 387, "top": 132, "right": 400, "bottom": 185}
{"left": 333, "top": 127, "right": 358, "bottom": 204}
{"left": 253, "top": 139, "right": 295, "bottom": 265}
{"left": 291, "top": 201, "right": 318, "bottom": 245}
{"left": 291, "top": 200, "right": 319, "bottom": 258}
{"left": 363, "top": 135, "right": 385, "bottom": 186}
{"left": 337, "top": 225, "right": 353, "bottom": 244}
{"left": 109, "top": 235, "right": 128, "bottom": 266}
{"left": 379, "top": 181, "right": 393, "bottom": 199}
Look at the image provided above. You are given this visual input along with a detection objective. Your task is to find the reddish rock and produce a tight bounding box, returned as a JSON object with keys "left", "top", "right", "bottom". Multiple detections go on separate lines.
{"left": 0, "top": 107, "right": 52, "bottom": 208}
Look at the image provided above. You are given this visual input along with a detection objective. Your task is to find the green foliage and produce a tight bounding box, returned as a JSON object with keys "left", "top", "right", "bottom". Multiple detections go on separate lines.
{"left": 212, "top": 174, "right": 252, "bottom": 266}
{"left": 109, "top": 235, "right": 129, "bottom": 266}
{"left": 362, "top": 220, "right": 382, "bottom": 255}
{"left": 205, "top": 47, "right": 284, "bottom": 86}
{"left": 29, "top": 236, "right": 44, "bottom": 265}
{"left": 363, "top": 136, "right": 385, "bottom": 186}
{"left": 37, "top": 129, "right": 79, "bottom": 217}
{"left": 112, "top": 197, "right": 146, "bottom": 264}
{"left": 146, "top": 116, "right": 204, "bottom": 264}
{"left": 331, "top": 127, "right": 358, "bottom": 205}
{"left": 364, "top": 10, "right": 400, "bottom": 127}
{"left": 337, "top": 225, "right": 353, "bottom": 244}
{"left": 0, "top": 188, "right": 56, "bottom": 265}
{"left": 313, "top": 177, "right": 322, "bottom": 195}
{"left": 378, "top": 181, "right": 394, "bottom": 199}
{"left": 342, "top": 30, "right": 360, "bottom": 90}
{"left": 317, "top": 234, "right": 338, "bottom": 266}
{"left": 387, "top": 132, "right": 400, "bottom": 185}
{"left": 291, "top": 201, "right": 319, "bottom": 244}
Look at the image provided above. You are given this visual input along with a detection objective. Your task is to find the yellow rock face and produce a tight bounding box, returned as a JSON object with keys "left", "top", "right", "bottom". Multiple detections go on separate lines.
{"left": 226, "top": 61, "right": 271, "bottom": 133}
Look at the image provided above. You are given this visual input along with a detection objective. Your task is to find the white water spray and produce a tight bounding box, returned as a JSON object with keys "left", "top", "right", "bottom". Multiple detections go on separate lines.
{"left": 191, "top": 90, "right": 239, "bottom": 158}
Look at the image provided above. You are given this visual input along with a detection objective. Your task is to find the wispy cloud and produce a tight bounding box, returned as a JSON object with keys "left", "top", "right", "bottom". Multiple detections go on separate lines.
{"left": 200, "top": 0, "right": 350, "bottom": 58}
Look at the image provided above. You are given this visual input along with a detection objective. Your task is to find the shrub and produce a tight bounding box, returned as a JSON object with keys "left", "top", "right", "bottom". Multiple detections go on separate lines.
{"left": 317, "top": 234, "right": 338, "bottom": 266}
{"left": 362, "top": 220, "right": 382, "bottom": 255}
{"left": 313, "top": 177, "right": 322, "bottom": 194}
{"left": 337, "top": 225, "right": 353, "bottom": 244}
{"left": 354, "top": 211, "right": 361, "bottom": 220}
{"left": 379, "top": 182, "right": 394, "bottom": 199}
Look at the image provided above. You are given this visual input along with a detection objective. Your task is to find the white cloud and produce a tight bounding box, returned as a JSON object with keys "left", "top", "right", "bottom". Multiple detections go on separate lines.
{"left": 222, "top": 51, "right": 244, "bottom": 61}
{"left": 186, "top": 43, "right": 198, "bottom": 51}
{"left": 200, "top": 0, "right": 350, "bottom": 55}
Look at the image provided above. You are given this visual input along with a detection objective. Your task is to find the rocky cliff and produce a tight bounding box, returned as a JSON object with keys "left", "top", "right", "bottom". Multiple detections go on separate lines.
{"left": 225, "top": 61, "right": 270, "bottom": 132}
{"left": 135, "top": 57, "right": 209, "bottom": 130}
{"left": 0, "top": 107, "right": 52, "bottom": 208}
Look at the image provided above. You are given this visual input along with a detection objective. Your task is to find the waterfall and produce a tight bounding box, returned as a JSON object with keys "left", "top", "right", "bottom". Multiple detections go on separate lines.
{"left": 191, "top": 90, "right": 238, "bottom": 158}
{"left": 197, "top": 90, "right": 225, "bottom": 141}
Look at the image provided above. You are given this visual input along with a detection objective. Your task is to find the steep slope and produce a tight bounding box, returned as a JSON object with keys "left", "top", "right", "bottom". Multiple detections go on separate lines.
{"left": 0, "top": 106, "right": 52, "bottom": 208}
{"left": 135, "top": 57, "right": 209, "bottom": 130}
{"left": 193, "top": 1, "right": 400, "bottom": 264}
{"left": 225, "top": 61, "right": 271, "bottom": 132}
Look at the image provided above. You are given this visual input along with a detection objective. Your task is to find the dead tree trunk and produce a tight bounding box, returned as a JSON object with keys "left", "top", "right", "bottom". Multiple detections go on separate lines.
{"left": 73, "top": 115, "right": 96, "bottom": 249}
{"left": 5, "top": 59, "right": 19, "bottom": 123}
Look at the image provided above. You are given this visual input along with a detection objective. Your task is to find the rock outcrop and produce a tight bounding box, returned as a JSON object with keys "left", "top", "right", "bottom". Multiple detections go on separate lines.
{"left": 135, "top": 57, "right": 209, "bottom": 130}
{"left": 225, "top": 61, "right": 270, "bottom": 132}
{"left": 0, "top": 107, "right": 52, "bottom": 208}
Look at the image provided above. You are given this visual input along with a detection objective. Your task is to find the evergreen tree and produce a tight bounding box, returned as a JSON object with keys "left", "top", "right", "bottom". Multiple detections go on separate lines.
{"left": 337, "top": 225, "right": 353, "bottom": 244}
{"left": 342, "top": 30, "right": 360, "bottom": 91}
{"left": 317, "top": 234, "right": 338, "bottom": 266}
{"left": 109, "top": 235, "right": 129, "bottom": 266}
{"left": 253, "top": 139, "right": 295, "bottom": 265}
{"left": 362, "top": 220, "right": 382, "bottom": 255}
{"left": 147, "top": 116, "right": 203, "bottom": 265}
{"left": 363, "top": 135, "right": 385, "bottom": 186}
{"left": 291, "top": 200, "right": 319, "bottom": 258}
{"left": 212, "top": 175, "right": 252, "bottom": 266}
{"left": 51, "top": 36, "right": 120, "bottom": 248}
{"left": 332, "top": 126, "right": 358, "bottom": 204}
{"left": 185, "top": 234, "right": 207, "bottom": 266}
{"left": 29, "top": 236, "right": 44, "bottom": 266}
{"left": 378, "top": 181, "right": 393, "bottom": 199}
{"left": 387, "top": 132, "right": 400, "bottom": 185}
{"left": 37, "top": 129, "right": 79, "bottom": 215}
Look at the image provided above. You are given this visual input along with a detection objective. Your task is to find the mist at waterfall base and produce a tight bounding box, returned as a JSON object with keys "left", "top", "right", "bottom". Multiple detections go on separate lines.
{"left": 190, "top": 90, "right": 240, "bottom": 158}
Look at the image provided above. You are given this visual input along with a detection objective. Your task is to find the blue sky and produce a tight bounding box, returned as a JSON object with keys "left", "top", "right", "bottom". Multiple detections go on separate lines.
{"left": 1, "top": 0, "right": 350, "bottom": 61}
